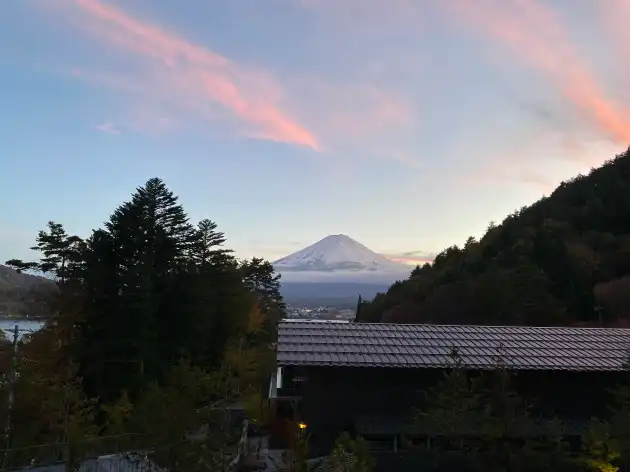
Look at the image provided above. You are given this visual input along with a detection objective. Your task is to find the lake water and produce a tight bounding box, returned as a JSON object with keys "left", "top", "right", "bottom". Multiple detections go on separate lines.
{"left": 0, "top": 319, "right": 45, "bottom": 337}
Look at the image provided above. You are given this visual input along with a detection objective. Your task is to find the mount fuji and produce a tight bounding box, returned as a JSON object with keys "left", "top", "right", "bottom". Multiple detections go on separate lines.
{"left": 273, "top": 234, "right": 411, "bottom": 284}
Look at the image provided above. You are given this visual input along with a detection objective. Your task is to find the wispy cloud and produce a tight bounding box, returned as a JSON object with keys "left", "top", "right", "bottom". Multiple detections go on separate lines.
{"left": 50, "top": 0, "right": 319, "bottom": 149}
{"left": 456, "top": 137, "right": 623, "bottom": 193}
{"left": 599, "top": 0, "right": 630, "bottom": 79}
{"left": 95, "top": 122, "right": 120, "bottom": 135}
{"left": 445, "top": 0, "right": 630, "bottom": 145}
{"left": 463, "top": 164, "right": 557, "bottom": 193}
{"left": 294, "top": 0, "right": 423, "bottom": 25}
{"left": 287, "top": 80, "right": 416, "bottom": 160}
{"left": 383, "top": 250, "right": 436, "bottom": 266}
{"left": 314, "top": 85, "right": 411, "bottom": 139}
{"left": 41, "top": 0, "right": 423, "bottom": 165}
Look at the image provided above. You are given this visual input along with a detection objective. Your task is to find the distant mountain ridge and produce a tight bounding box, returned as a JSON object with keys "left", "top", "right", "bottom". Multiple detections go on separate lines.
{"left": 0, "top": 264, "right": 54, "bottom": 317}
{"left": 273, "top": 234, "right": 410, "bottom": 283}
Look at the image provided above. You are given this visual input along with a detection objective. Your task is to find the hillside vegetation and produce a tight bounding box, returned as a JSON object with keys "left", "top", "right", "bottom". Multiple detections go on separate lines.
{"left": 358, "top": 148, "right": 630, "bottom": 327}
{"left": 0, "top": 264, "right": 53, "bottom": 317}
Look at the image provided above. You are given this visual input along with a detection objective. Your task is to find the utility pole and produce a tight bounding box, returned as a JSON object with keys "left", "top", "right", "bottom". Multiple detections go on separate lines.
{"left": 2, "top": 325, "right": 19, "bottom": 469}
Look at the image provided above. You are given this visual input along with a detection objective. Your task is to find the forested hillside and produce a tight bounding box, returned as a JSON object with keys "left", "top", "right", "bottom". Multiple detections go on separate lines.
{"left": 0, "top": 264, "right": 53, "bottom": 317}
{"left": 358, "top": 148, "right": 630, "bottom": 327}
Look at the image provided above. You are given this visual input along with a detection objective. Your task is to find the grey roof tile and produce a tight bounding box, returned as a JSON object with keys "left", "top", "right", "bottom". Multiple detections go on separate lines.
{"left": 276, "top": 321, "right": 630, "bottom": 372}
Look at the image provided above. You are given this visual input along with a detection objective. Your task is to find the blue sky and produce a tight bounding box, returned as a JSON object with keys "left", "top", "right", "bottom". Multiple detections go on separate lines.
{"left": 1, "top": 0, "right": 629, "bottom": 265}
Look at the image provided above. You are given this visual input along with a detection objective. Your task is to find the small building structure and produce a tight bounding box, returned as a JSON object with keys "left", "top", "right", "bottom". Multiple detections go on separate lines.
{"left": 269, "top": 320, "right": 630, "bottom": 458}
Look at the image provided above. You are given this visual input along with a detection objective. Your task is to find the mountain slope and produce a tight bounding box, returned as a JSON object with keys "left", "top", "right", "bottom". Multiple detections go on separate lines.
{"left": 273, "top": 234, "right": 410, "bottom": 283}
{"left": 357, "top": 148, "right": 630, "bottom": 327}
{"left": 0, "top": 265, "right": 54, "bottom": 317}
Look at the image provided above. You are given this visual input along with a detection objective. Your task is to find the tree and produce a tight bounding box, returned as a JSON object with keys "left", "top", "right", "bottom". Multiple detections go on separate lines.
{"left": 411, "top": 347, "right": 483, "bottom": 453}
{"left": 76, "top": 178, "right": 201, "bottom": 401}
{"left": 329, "top": 432, "right": 373, "bottom": 472}
{"left": 126, "top": 177, "right": 198, "bottom": 262}
{"left": 101, "top": 392, "right": 134, "bottom": 436}
{"left": 223, "top": 302, "right": 274, "bottom": 395}
{"left": 240, "top": 258, "right": 286, "bottom": 338}
{"left": 5, "top": 177, "right": 286, "bottom": 471}
{"left": 191, "top": 219, "right": 232, "bottom": 266}
{"left": 5, "top": 222, "right": 85, "bottom": 282}
{"left": 355, "top": 148, "right": 630, "bottom": 327}
{"left": 9, "top": 323, "right": 97, "bottom": 471}
{"left": 591, "top": 359, "right": 630, "bottom": 471}
{"left": 582, "top": 418, "right": 620, "bottom": 472}
{"left": 476, "top": 346, "right": 532, "bottom": 470}
{"left": 8, "top": 221, "right": 86, "bottom": 282}
{"left": 4, "top": 259, "right": 39, "bottom": 274}
{"left": 130, "top": 360, "right": 239, "bottom": 472}
{"left": 474, "top": 347, "right": 571, "bottom": 472}
{"left": 523, "top": 417, "right": 572, "bottom": 471}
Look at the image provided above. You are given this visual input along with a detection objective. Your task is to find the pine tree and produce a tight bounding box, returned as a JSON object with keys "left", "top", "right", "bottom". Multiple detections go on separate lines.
{"left": 4, "top": 259, "right": 39, "bottom": 274}
{"left": 6, "top": 222, "right": 85, "bottom": 282}
{"left": 129, "top": 178, "right": 198, "bottom": 260}
{"left": 329, "top": 432, "right": 373, "bottom": 472}
{"left": 73, "top": 178, "right": 200, "bottom": 401}
{"left": 600, "top": 359, "right": 630, "bottom": 470}
{"left": 130, "top": 360, "right": 238, "bottom": 472}
{"left": 411, "top": 347, "right": 483, "bottom": 453}
{"left": 477, "top": 345, "right": 540, "bottom": 472}
{"left": 240, "top": 258, "right": 286, "bottom": 338}
{"left": 191, "top": 219, "right": 232, "bottom": 266}
{"left": 30, "top": 222, "right": 85, "bottom": 282}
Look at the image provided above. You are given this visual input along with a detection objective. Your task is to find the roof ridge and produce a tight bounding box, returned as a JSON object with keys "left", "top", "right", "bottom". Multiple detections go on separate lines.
{"left": 278, "top": 320, "right": 630, "bottom": 332}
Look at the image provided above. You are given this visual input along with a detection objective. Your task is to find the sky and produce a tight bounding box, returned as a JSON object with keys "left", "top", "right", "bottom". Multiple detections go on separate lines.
{"left": 1, "top": 0, "right": 630, "bottom": 266}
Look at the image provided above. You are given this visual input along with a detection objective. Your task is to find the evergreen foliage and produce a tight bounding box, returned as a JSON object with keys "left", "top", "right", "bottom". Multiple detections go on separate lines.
{"left": 2, "top": 178, "right": 286, "bottom": 470}
{"left": 358, "top": 148, "right": 630, "bottom": 326}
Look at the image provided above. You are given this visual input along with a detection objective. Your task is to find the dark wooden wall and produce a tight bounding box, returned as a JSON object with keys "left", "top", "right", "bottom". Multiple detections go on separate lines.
{"left": 278, "top": 365, "right": 623, "bottom": 456}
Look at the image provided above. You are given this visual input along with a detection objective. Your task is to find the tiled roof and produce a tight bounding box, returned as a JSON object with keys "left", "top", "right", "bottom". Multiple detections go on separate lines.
{"left": 276, "top": 321, "right": 630, "bottom": 371}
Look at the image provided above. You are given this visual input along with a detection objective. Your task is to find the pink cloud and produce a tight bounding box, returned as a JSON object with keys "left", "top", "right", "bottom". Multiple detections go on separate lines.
{"left": 283, "top": 79, "right": 419, "bottom": 164}
{"left": 306, "top": 84, "right": 411, "bottom": 139}
{"left": 445, "top": 0, "right": 630, "bottom": 146}
{"left": 52, "top": 0, "right": 319, "bottom": 149}
{"left": 35, "top": 0, "right": 424, "bottom": 167}
{"left": 599, "top": 0, "right": 630, "bottom": 76}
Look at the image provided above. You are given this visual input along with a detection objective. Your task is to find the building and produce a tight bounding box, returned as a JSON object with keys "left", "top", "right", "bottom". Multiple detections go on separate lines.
{"left": 269, "top": 320, "right": 630, "bottom": 457}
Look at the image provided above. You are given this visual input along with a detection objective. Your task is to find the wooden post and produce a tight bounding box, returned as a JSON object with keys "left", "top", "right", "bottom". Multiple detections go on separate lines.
{"left": 2, "top": 325, "right": 19, "bottom": 469}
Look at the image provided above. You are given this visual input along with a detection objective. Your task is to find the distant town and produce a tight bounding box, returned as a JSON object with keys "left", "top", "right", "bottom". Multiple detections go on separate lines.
{"left": 285, "top": 304, "right": 356, "bottom": 321}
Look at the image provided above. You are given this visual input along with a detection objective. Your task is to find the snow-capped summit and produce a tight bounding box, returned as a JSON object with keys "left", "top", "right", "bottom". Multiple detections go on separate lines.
{"left": 273, "top": 234, "right": 410, "bottom": 283}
